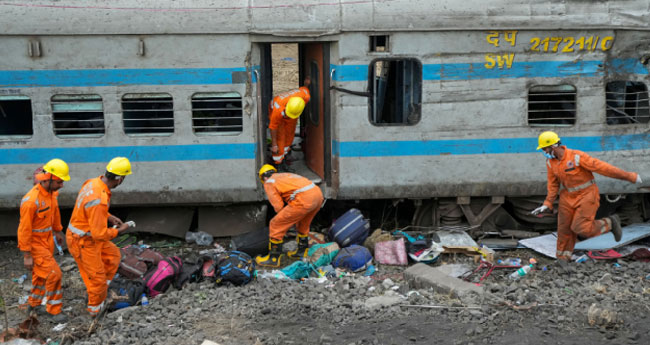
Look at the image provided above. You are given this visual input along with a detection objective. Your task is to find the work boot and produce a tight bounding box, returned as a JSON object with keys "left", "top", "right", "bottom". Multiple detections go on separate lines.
{"left": 48, "top": 312, "right": 69, "bottom": 323}
{"left": 255, "top": 239, "right": 284, "bottom": 268}
{"left": 287, "top": 234, "right": 310, "bottom": 259}
{"left": 610, "top": 214, "right": 623, "bottom": 242}
{"left": 276, "top": 161, "right": 294, "bottom": 173}
{"left": 27, "top": 305, "right": 46, "bottom": 316}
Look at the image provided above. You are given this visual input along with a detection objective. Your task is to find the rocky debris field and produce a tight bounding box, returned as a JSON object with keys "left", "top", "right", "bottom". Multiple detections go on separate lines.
{"left": 1, "top": 236, "right": 649, "bottom": 345}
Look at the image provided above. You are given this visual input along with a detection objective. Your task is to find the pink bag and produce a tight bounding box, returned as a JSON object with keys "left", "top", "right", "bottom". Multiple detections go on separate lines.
{"left": 374, "top": 238, "right": 408, "bottom": 266}
{"left": 143, "top": 256, "right": 182, "bottom": 297}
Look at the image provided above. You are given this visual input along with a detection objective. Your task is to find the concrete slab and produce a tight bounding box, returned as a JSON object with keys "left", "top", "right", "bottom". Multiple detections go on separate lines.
{"left": 404, "top": 263, "right": 483, "bottom": 298}
{"left": 575, "top": 222, "right": 650, "bottom": 251}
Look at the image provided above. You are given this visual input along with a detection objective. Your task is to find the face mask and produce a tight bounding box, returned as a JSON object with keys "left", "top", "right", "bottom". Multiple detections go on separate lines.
{"left": 543, "top": 151, "right": 555, "bottom": 159}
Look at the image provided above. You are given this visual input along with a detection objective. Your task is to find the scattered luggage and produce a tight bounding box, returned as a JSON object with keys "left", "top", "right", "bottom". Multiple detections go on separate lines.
{"left": 230, "top": 227, "right": 270, "bottom": 257}
{"left": 328, "top": 208, "right": 370, "bottom": 248}
{"left": 214, "top": 251, "right": 255, "bottom": 286}
{"left": 107, "top": 277, "right": 146, "bottom": 311}
{"left": 332, "top": 244, "right": 373, "bottom": 272}
{"left": 118, "top": 246, "right": 165, "bottom": 279}
{"left": 144, "top": 256, "right": 183, "bottom": 297}
{"left": 174, "top": 257, "right": 205, "bottom": 290}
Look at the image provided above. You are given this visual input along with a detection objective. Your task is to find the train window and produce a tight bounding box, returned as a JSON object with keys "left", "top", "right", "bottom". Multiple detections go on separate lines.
{"left": 51, "top": 95, "right": 105, "bottom": 137}
{"left": 369, "top": 59, "right": 422, "bottom": 126}
{"left": 191, "top": 92, "right": 243, "bottom": 135}
{"left": 122, "top": 93, "right": 174, "bottom": 135}
{"left": 605, "top": 81, "right": 650, "bottom": 125}
{"left": 308, "top": 61, "right": 320, "bottom": 126}
{"left": 527, "top": 85, "right": 576, "bottom": 127}
{"left": 0, "top": 95, "right": 33, "bottom": 137}
{"left": 370, "top": 35, "right": 389, "bottom": 52}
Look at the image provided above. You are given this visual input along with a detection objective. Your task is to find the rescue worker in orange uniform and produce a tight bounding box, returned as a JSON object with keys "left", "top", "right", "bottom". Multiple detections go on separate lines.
{"left": 531, "top": 131, "right": 642, "bottom": 260}
{"left": 18, "top": 159, "right": 70, "bottom": 323}
{"left": 268, "top": 77, "right": 311, "bottom": 169}
{"left": 66, "top": 157, "right": 133, "bottom": 317}
{"left": 256, "top": 164, "right": 324, "bottom": 267}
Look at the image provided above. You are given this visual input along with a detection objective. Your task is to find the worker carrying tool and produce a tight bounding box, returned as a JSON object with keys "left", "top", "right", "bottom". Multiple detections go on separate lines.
{"left": 268, "top": 77, "right": 311, "bottom": 170}
{"left": 17, "top": 159, "right": 70, "bottom": 323}
{"left": 531, "top": 131, "right": 642, "bottom": 260}
{"left": 66, "top": 157, "right": 134, "bottom": 317}
{"left": 256, "top": 164, "right": 324, "bottom": 267}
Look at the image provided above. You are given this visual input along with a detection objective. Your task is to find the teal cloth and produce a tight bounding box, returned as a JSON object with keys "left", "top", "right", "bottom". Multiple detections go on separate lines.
{"left": 308, "top": 243, "right": 340, "bottom": 268}
{"left": 280, "top": 261, "right": 313, "bottom": 280}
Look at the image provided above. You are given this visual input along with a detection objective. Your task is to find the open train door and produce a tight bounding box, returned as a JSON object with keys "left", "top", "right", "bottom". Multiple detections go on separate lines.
{"left": 300, "top": 43, "right": 330, "bottom": 185}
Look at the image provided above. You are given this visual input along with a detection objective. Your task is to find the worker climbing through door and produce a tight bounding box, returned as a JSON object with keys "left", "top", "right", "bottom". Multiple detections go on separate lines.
{"left": 256, "top": 164, "right": 324, "bottom": 267}
{"left": 66, "top": 157, "right": 134, "bottom": 317}
{"left": 18, "top": 159, "right": 70, "bottom": 323}
{"left": 268, "top": 77, "right": 311, "bottom": 172}
{"left": 531, "top": 131, "right": 642, "bottom": 260}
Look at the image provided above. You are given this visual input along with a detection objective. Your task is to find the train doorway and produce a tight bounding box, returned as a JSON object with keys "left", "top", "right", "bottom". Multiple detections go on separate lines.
{"left": 260, "top": 42, "right": 330, "bottom": 185}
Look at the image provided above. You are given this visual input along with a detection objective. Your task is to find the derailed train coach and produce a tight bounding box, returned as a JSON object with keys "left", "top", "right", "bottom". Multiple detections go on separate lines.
{"left": 0, "top": 0, "right": 649, "bottom": 237}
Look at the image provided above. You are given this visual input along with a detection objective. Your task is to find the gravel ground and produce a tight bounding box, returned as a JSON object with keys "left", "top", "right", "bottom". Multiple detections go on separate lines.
{"left": 1, "top": 234, "right": 649, "bottom": 345}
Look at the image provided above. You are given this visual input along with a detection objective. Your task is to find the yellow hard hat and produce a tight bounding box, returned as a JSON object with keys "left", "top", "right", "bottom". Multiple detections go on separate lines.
{"left": 106, "top": 157, "right": 132, "bottom": 176}
{"left": 537, "top": 131, "right": 560, "bottom": 150}
{"left": 42, "top": 159, "right": 70, "bottom": 181}
{"left": 285, "top": 97, "right": 305, "bottom": 119}
{"left": 258, "top": 164, "right": 277, "bottom": 183}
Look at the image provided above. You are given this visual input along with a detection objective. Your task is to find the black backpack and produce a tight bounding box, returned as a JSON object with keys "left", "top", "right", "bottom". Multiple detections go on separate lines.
{"left": 174, "top": 256, "right": 205, "bottom": 290}
{"left": 107, "top": 277, "right": 146, "bottom": 311}
{"left": 214, "top": 251, "right": 255, "bottom": 286}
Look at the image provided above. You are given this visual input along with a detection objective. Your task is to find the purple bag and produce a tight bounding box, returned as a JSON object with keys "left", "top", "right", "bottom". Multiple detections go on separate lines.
{"left": 143, "top": 256, "right": 183, "bottom": 297}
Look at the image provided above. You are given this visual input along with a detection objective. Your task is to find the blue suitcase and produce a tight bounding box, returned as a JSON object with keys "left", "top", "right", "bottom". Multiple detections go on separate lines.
{"left": 328, "top": 208, "right": 370, "bottom": 247}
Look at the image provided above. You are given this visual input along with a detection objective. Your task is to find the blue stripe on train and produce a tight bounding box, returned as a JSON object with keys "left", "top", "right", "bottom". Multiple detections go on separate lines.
{"left": 0, "top": 67, "right": 249, "bottom": 88}
{"left": 331, "top": 58, "right": 647, "bottom": 82}
{"left": 333, "top": 134, "right": 650, "bottom": 157}
{"left": 0, "top": 143, "right": 256, "bottom": 165}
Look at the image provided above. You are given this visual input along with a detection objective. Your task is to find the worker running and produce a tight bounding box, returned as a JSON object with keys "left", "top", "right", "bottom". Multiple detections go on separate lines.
{"left": 256, "top": 164, "right": 324, "bottom": 267}
{"left": 268, "top": 77, "right": 311, "bottom": 171}
{"left": 17, "top": 159, "right": 70, "bottom": 323}
{"left": 66, "top": 157, "right": 134, "bottom": 317}
{"left": 531, "top": 131, "right": 642, "bottom": 260}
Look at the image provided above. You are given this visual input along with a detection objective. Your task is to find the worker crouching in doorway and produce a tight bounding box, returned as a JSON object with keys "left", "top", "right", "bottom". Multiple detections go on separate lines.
{"left": 256, "top": 164, "right": 324, "bottom": 267}
{"left": 66, "top": 157, "right": 134, "bottom": 317}
{"left": 531, "top": 131, "right": 642, "bottom": 260}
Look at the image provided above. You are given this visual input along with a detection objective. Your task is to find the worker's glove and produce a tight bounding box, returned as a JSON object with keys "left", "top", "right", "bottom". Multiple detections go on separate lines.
{"left": 531, "top": 205, "right": 549, "bottom": 215}
{"left": 636, "top": 174, "right": 643, "bottom": 184}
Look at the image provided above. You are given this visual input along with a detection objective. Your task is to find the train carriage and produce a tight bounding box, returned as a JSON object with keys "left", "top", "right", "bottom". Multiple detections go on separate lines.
{"left": 1, "top": 0, "right": 649, "bottom": 236}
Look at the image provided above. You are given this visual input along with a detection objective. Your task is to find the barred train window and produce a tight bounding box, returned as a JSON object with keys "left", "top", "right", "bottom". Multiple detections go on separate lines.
{"left": 122, "top": 93, "right": 174, "bottom": 135}
{"left": 606, "top": 81, "right": 650, "bottom": 125}
{"left": 51, "top": 95, "right": 105, "bottom": 137}
{"left": 0, "top": 95, "right": 32, "bottom": 137}
{"left": 191, "top": 93, "right": 243, "bottom": 134}
{"left": 528, "top": 85, "right": 576, "bottom": 127}
{"left": 370, "top": 59, "right": 422, "bottom": 125}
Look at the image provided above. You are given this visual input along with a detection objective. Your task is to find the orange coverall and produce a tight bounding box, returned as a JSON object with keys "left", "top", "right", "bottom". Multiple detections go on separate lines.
{"left": 264, "top": 173, "right": 323, "bottom": 241}
{"left": 268, "top": 87, "right": 310, "bottom": 164}
{"left": 17, "top": 184, "right": 64, "bottom": 315}
{"left": 66, "top": 177, "right": 120, "bottom": 316}
{"left": 543, "top": 147, "right": 638, "bottom": 260}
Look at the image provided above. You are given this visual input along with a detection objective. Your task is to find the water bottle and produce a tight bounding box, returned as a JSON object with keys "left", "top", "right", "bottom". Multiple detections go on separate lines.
{"left": 15, "top": 274, "right": 27, "bottom": 284}
{"left": 141, "top": 293, "right": 149, "bottom": 306}
{"left": 509, "top": 258, "right": 537, "bottom": 280}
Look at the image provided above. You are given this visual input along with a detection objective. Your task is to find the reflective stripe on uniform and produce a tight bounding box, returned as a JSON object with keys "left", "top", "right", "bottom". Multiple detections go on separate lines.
{"left": 88, "top": 302, "right": 103, "bottom": 313}
{"left": 46, "top": 290, "right": 62, "bottom": 297}
{"left": 556, "top": 250, "right": 572, "bottom": 257}
{"left": 21, "top": 196, "right": 31, "bottom": 206}
{"left": 265, "top": 179, "right": 276, "bottom": 184}
{"left": 32, "top": 227, "right": 52, "bottom": 233}
{"left": 567, "top": 180, "right": 595, "bottom": 193}
{"left": 574, "top": 154, "right": 580, "bottom": 166}
{"left": 30, "top": 293, "right": 44, "bottom": 299}
{"left": 85, "top": 198, "right": 101, "bottom": 209}
{"left": 272, "top": 155, "right": 283, "bottom": 162}
{"left": 48, "top": 299, "right": 62, "bottom": 305}
{"left": 68, "top": 224, "right": 90, "bottom": 237}
{"left": 546, "top": 160, "right": 551, "bottom": 168}
{"left": 289, "top": 183, "right": 316, "bottom": 201}
{"left": 32, "top": 284, "right": 45, "bottom": 291}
